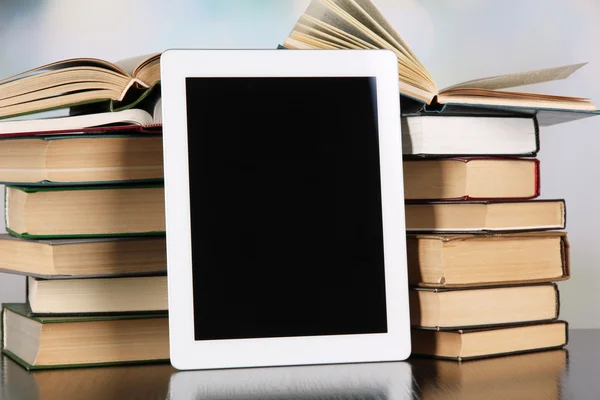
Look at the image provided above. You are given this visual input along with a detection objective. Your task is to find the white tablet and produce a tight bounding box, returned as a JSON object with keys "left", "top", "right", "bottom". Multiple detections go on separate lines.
{"left": 160, "top": 49, "right": 410, "bottom": 370}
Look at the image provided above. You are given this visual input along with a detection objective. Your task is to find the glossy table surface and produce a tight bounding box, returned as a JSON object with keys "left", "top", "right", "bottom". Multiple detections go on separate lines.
{"left": 1, "top": 329, "right": 598, "bottom": 400}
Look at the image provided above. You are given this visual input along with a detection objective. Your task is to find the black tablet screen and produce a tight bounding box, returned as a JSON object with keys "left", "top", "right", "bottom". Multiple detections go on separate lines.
{"left": 185, "top": 77, "right": 387, "bottom": 340}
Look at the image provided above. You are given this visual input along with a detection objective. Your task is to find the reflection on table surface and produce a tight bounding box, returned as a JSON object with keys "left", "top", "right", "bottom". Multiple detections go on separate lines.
{"left": 2, "top": 330, "right": 598, "bottom": 400}
{"left": 169, "top": 361, "right": 413, "bottom": 399}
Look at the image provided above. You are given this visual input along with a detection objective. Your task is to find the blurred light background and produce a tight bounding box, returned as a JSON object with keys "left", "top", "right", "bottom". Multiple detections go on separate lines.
{"left": 0, "top": 0, "right": 599, "bottom": 328}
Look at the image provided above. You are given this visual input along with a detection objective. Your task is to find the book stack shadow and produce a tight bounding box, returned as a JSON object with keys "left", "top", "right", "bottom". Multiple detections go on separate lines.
{"left": 0, "top": 108, "right": 169, "bottom": 370}
{"left": 403, "top": 114, "right": 569, "bottom": 360}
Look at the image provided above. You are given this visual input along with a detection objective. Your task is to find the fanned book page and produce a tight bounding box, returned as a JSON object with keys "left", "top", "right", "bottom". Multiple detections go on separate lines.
{"left": 285, "top": 0, "right": 596, "bottom": 111}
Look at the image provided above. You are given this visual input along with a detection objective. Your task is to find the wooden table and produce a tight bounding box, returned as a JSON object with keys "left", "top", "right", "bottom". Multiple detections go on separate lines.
{"left": 1, "top": 329, "right": 598, "bottom": 399}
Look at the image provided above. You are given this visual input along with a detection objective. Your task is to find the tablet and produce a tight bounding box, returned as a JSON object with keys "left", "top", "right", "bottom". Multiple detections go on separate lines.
{"left": 161, "top": 49, "right": 410, "bottom": 370}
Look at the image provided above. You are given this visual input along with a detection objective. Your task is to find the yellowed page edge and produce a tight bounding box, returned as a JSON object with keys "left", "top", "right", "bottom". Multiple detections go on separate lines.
{"left": 442, "top": 63, "right": 588, "bottom": 91}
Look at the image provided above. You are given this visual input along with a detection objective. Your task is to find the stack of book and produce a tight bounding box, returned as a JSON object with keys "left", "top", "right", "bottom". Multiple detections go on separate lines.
{"left": 0, "top": 57, "right": 169, "bottom": 370}
{"left": 401, "top": 115, "right": 570, "bottom": 360}
{"left": 284, "top": 0, "right": 598, "bottom": 360}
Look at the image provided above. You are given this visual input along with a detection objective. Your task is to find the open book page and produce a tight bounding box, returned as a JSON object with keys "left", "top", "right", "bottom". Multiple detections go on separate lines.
{"left": 0, "top": 108, "right": 70, "bottom": 121}
{"left": 115, "top": 53, "right": 161, "bottom": 87}
{"left": 0, "top": 58, "right": 127, "bottom": 86}
{"left": 442, "top": 63, "right": 588, "bottom": 91}
{"left": 1, "top": 72, "right": 130, "bottom": 104}
{"left": 114, "top": 54, "right": 157, "bottom": 76}
{"left": 286, "top": 24, "right": 435, "bottom": 103}
{"left": 295, "top": 0, "right": 436, "bottom": 99}
{"left": 319, "top": 0, "right": 428, "bottom": 88}
{"left": 152, "top": 98, "right": 162, "bottom": 125}
{"left": 289, "top": 0, "right": 596, "bottom": 110}
{"left": 132, "top": 54, "right": 161, "bottom": 75}
{"left": 436, "top": 91, "right": 596, "bottom": 111}
{"left": 352, "top": 0, "right": 420, "bottom": 62}
{"left": 0, "top": 107, "right": 156, "bottom": 134}
{"left": 297, "top": 15, "right": 373, "bottom": 49}
{"left": 332, "top": 0, "right": 434, "bottom": 91}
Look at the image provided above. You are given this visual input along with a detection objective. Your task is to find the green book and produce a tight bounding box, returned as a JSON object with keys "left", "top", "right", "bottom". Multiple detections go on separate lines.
{"left": 1, "top": 303, "right": 169, "bottom": 370}
{"left": 0, "top": 134, "right": 163, "bottom": 185}
{"left": 5, "top": 184, "right": 165, "bottom": 239}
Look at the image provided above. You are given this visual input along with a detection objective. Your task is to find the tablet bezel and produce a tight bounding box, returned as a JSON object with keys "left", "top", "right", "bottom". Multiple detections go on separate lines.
{"left": 161, "top": 49, "right": 410, "bottom": 370}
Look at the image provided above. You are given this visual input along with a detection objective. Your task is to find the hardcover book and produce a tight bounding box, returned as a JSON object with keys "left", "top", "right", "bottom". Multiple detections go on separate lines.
{"left": 0, "top": 134, "right": 163, "bottom": 184}
{"left": 0, "top": 235, "right": 166, "bottom": 278}
{"left": 404, "top": 200, "right": 565, "bottom": 233}
{"left": 5, "top": 184, "right": 165, "bottom": 238}
{"left": 411, "top": 321, "right": 568, "bottom": 361}
{"left": 407, "top": 232, "right": 570, "bottom": 288}
{"left": 401, "top": 115, "right": 539, "bottom": 157}
{"left": 27, "top": 275, "right": 167, "bottom": 314}
{"left": 1, "top": 303, "right": 169, "bottom": 370}
{"left": 403, "top": 158, "right": 540, "bottom": 200}
{"left": 410, "top": 284, "right": 559, "bottom": 329}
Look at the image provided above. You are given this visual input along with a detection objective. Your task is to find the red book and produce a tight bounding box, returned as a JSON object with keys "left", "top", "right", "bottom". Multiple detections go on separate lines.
{"left": 403, "top": 158, "right": 540, "bottom": 201}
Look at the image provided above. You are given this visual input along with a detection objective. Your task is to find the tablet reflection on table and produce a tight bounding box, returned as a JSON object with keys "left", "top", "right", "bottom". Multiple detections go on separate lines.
{"left": 168, "top": 361, "right": 414, "bottom": 400}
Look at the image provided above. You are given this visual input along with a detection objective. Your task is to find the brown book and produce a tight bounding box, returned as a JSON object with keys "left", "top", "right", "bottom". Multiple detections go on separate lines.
{"left": 411, "top": 321, "right": 568, "bottom": 361}
{"left": 0, "top": 134, "right": 162, "bottom": 184}
{"left": 5, "top": 184, "right": 164, "bottom": 238}
{"left": 27, "top": 275, "right": 167, "bottom": 314}
{"left": 2, "top": 303, "right": 169, "bottom": 370}
{"left": 405, "top": 200, "right": 565, "bottom": 233}
{"left": 410, "top": 284, "right": 559, "bottom": 329}
{"left": 407, "top": 232, "right": 569, "bottom": 288}
{"left": 403, "top": 158, "right": 539, "bottom": 200}
{"left": 0, "top": 235, "right": 165, "bottom": 278}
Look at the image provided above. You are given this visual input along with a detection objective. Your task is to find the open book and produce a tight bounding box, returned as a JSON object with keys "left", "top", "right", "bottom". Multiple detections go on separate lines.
{"left": 284, "top": 0, "right": 596, "bottom": 111}
{"left": 0, "top": 99, "right": 162, "bottom": 136}
{"left": 0, "top": 53, "right": 160, "bottom": 119}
